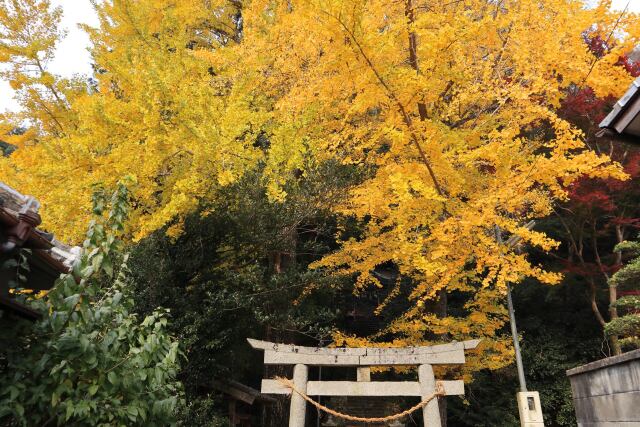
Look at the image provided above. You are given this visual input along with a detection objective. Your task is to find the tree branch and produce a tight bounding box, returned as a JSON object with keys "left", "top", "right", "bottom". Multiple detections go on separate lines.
{"left": 327, "top": 10, "right": 446, "bottom": 197}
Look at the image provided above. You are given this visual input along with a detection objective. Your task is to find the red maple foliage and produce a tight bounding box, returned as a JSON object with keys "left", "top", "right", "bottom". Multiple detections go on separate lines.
{"left": 618, "top": 52, "right": 640, "bottom": 78}
{"left": 552, "top": 34, "right": 640, "bottom": 352}
{"left": 584, "top": 33, "right": 640, "bottom": 77}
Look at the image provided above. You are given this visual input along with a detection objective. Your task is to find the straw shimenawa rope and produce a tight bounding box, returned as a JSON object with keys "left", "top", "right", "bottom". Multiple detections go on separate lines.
{"left": 275, "top": 376, "right": 446, "bottom": 423}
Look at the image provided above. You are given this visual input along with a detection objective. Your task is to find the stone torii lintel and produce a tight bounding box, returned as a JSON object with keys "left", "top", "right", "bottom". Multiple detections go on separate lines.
{"left": 247, "top": 338, "right": 480, "bottom": 355}
{"left": 247, "top": 338, "right": 480, "bottom": 366}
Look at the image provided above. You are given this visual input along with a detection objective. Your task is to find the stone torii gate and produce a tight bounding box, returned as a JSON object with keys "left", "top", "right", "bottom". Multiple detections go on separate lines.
{"left": 248, "top": 338, "right": 480, "bottom": 426}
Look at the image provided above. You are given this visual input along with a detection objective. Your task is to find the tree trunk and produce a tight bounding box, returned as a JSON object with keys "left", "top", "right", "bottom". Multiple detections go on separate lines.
{"left": 404, "top": 4, "right": 448, "bottom": 424}
{"left": 404, "top": 0, "right": 428, "bottom": 121}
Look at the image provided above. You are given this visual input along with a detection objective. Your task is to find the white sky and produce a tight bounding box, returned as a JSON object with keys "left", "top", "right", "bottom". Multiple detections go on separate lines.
{"left": 0, "top": 0, "right": 639, "bottom": 113}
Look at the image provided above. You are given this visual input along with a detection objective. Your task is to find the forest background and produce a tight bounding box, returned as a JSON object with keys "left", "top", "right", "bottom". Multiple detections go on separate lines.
{"left": 1, "top": 0, "right": 640, "bottom": 426}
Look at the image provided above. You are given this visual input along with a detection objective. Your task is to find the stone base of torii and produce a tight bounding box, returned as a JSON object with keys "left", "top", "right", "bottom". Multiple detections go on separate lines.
{"left": 248, "top": 338, "right": 480, "bottom": 426}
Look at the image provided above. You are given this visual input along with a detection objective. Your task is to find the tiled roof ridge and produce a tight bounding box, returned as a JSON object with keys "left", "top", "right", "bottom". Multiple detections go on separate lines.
{"left": 599, "top": 76, "right": 640, "bottom": 138}
{"left": 0, "top": 182, "right": 41, "bottom": 213}
{"left": 0, "top": 181, "right": 81, "bottom": 271}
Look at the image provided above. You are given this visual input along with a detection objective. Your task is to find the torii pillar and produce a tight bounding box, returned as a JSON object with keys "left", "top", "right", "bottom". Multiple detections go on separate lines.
{"left": 290, "top": 364, "right": 308, "bottom": 426}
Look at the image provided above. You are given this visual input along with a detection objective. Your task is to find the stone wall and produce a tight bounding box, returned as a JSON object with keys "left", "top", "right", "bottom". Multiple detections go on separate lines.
{"left": 566, "top": 349, "right": 640, "bottom": 426}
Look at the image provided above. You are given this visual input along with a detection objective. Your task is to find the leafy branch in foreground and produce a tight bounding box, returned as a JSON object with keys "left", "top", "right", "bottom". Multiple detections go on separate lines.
{"left": 0, "top": 179, "right": 183, "bottom": 426}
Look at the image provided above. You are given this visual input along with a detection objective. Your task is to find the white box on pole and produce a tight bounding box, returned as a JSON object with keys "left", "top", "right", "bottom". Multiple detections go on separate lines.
{"left": 517, "top": 391, "right": 544, "bottom": 427}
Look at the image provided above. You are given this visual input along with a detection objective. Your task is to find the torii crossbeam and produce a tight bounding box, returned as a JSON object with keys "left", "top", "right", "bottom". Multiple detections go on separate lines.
{"left": 248, "top": 338, "right": 480, "bottom": 427}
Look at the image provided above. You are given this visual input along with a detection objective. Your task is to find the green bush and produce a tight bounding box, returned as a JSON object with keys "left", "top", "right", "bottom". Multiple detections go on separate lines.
{"left": 0, "top": 180, "right": 183, "bottom": 426}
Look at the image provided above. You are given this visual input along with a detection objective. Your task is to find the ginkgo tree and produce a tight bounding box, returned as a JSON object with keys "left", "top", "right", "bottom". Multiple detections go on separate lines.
{"left": 1, "top": 0, "right": 639, "bottom": 372}
{"left": 0, "top": 0, "right": 263, "bottom": 241}
{"left": 233, "top": 0, "right": 640, "bottom": 370}
{"left": 0, "top": 0, "right": 76, "bottom": 136}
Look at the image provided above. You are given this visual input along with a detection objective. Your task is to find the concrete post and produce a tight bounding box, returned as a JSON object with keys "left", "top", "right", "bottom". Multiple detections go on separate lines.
{"left": 289, "top": 364, "right": 308, "bottom": 427}
{"left": 418, "top": 364, "right": 442, "bottom": 427}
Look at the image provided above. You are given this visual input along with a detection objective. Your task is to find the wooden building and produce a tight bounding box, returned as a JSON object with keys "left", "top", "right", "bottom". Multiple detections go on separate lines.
{"left": 598, "top": 76, "right": 640, "bottom": 143}
{"left": 211, "top": 379, "right": 276, "bottom": 426}
{"left": 0, "top": 182, "right": 80, "bottom": 319}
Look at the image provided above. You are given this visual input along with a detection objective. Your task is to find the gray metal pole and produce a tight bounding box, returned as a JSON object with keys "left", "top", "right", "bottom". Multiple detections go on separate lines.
{"left": 495, "top": 224, "right": 531, "bottom": 393}
{"left": 507, "top": 283, "right": 527, "bottom": 393}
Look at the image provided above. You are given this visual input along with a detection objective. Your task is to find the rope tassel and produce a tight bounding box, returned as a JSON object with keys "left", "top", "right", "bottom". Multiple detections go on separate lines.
{"left": 275, "top": 376, "right": 446, "bottom": 423}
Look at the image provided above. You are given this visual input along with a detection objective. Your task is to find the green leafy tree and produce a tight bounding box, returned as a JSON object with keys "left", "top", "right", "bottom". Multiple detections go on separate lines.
{"left": 605, "top": 238, "right": 640, "bottom": 351}
{"left": 128, "top": 165, "right": 356, "bottom": 425}
{"left": 0, "top": 180, "right": 183, "bottom": 426}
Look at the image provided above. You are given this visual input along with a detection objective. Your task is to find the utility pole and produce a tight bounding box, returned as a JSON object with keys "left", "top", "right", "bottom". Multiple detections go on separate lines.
{"left": 507, "top": 283, "right": 527, "bottom": 392}
{"left": 497, "top": 223, "right": 544, "bottom": 426}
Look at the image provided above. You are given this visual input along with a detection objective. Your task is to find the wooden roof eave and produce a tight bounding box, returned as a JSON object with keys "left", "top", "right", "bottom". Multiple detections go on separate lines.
{"left": 0, "top": 295, "right": 42, "bottom": 320}
{"left": 599, "top": 76, "right": 640, "bottom": 141}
